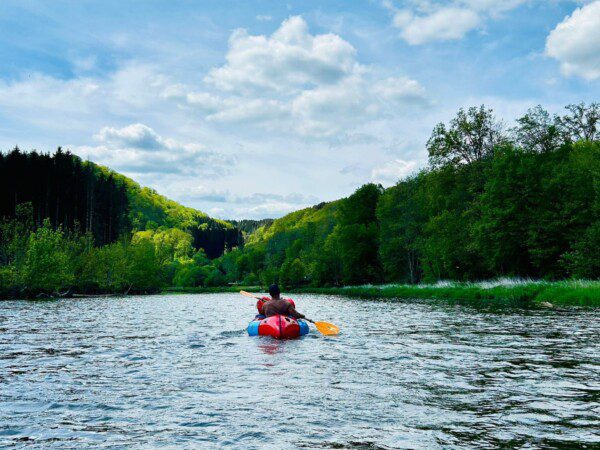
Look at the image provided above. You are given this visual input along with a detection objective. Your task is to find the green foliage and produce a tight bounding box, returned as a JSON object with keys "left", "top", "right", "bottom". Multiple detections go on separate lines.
{"left": 555, "top": 102, "right": 599, "bottom": 142}
{"left": 1, "top": 102, "right": 599, "bottom": 298}
{"left": 97, "top": 165, "right": 241, "bottom": 258}
{"left": 280, "top": 258, "right": 306, "bottom": 288}
{"left": 133, "top": 228, "right": 194, "bottom": 265}
{"left": 126, "top": 236, "right": 162, "bottom": 292}
{"left": 512, "top": 105, "right": 562, "bottom": 153}
{"left": 21, "top": 219, "right": 73, "bottom": 292}
{"left": 215, "top": 103, "right": 599, "bottom": 289}
{"left": 377, "top": 175, "right": 425, "bottom": 283}
{"left": 173, "top": 260, "right": 212, "bottom": 287}
{"left": 204, "top": 268, "right": 226, "bottom": 287}
{"left": 563, "top": 221, "right": 600, "bottom": 278}
{"left": 93, "top": 243, "right": 130, "bottom": 291}
{"left": 427, "top": 105, "right": 506, "bottom": 168}
{"left": 294, "top": 280, "right": 600, "bottom": 307}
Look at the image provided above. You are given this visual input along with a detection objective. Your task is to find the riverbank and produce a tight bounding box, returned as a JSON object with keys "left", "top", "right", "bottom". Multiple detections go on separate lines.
{"left": 293, "top": 280, "right": 600, "bottom": 307}
{"left": 5, "top": 280, "right": 599, "bottom": 306}
{"left": 163, "top": 279, "right": 600, "bottom": 307}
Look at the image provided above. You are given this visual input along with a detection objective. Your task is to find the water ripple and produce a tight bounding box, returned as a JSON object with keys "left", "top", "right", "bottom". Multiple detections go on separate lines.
{"left": 0, "top": 294, "right": 599, "bottom": 448}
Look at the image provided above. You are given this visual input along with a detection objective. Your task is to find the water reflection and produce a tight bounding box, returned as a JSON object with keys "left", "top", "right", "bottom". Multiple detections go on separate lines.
{"left": 257, "top": 340, "right": 284, "bottom": 356}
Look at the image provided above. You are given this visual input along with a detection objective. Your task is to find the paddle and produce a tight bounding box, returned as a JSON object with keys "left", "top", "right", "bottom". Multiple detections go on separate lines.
{"left": 240, "top": 290, "right": 262, "bottom": 300}
{"left": 305, "top": 318, "right": 340, "bottom": 336}
{"left": 239, "top": 290, "right": 340, "bottom": 336}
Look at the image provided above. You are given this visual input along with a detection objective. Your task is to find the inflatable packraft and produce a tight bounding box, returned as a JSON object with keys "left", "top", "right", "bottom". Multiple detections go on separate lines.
{"left": 247, "top": 297, "right": 309, "bottom": 339}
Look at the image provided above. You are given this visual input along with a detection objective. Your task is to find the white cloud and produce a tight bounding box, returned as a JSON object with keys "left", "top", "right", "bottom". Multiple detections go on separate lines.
{"left": 385, "top": 0, "right": 528, "bottom": 44}
{"left": 94, "top": 123, "right": 164, "bottom": 150}
{"left": 0, "top": 15, "right": 434, "bottom": 219}
{"left": 207, "top": 98, "right": 289, "bottom": 124}
{"left": 168, "top": 16, "right": 429, "bottom": 138}
{"left": 0, "top": 63, "right": 171, "bottom": 133}
{"left": 372, "top": 76, "right": 428, "bottom": 104}
{"left": 289, "top": 75, "right": 428, "bottom": 137}
{"left": 183, "top": 185, "right": 318, "bottom": 205}
{"left": 396, "top": 7, "right": 480, "bottom": 45}
{"left": 205, "top": 16, "right": 357, "bottom": 93}
{"left": 76, "top": 124, "right": 235, "bottom": 176}
{"left": 461, "top": 0, "right": 528, "bottom": 16}
{"left": 181, "top": 186, "right": 320, "bottom": 219}
{"left": 371, "top": 159, "right": 418, "bottom": 185}
{"left": 0, "top": 74, "right": 101, "bottom": 128}
{"left": 545, "top": 1, "right": 600, "bottom": 80}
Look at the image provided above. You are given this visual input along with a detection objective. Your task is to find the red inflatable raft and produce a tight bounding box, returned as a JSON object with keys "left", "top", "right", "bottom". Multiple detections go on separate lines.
{"left": 247, "top": 297, "right": 309, "bottom": 339}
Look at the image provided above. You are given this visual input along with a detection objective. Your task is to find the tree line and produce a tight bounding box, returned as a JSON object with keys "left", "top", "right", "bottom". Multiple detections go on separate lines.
{"left": 0, "top": 147, "right": 129, "bottom": 246}
{"left": 1, "top": 102, "right": 597, "bottom": 297}
{"left": 215, "top": 103, "right": 599, "bottom": 287}
{"left": 0, "top": 150, "right": 242, "bottom": 297}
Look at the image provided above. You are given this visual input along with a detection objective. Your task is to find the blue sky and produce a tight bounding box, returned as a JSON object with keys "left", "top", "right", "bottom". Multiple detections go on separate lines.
{"left": 1, "top": 0, "right": 598, "bottom": 218}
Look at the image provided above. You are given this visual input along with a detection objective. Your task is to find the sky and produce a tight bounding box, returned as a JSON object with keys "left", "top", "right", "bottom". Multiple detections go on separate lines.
{"left": 0, "top": 0, "right": 598, "bottom": 219}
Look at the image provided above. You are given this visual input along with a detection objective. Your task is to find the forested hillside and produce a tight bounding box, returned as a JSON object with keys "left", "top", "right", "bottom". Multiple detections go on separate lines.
{"left": 0, "top": 149, "right": 241, "bottom": 255}
{"left": 1, "top": 102, "right": 598, "bottom": 298}
{"left": 215, "top": 103, "right": 600, "bottom": 287}
{"left": 0, "top": 148, "right": 129, "bottom": 246}
{"left": 0, "top": 150, "right": 241, "bottom": 297}
{"left": 98, "top": 166, "right": 242, "bottom": 258}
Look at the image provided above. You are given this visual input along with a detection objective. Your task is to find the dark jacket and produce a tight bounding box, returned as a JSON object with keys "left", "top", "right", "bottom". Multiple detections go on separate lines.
{"left": 261, "top": 298, "right": 305, "bottom": 319}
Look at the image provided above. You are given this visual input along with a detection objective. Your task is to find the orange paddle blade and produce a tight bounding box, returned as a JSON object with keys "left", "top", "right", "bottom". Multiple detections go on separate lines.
{"left": 314, "top": 321, "right": 340, "bottom": 336}
{"left": 240, "top": 290, "right": 261, "bottom": 299}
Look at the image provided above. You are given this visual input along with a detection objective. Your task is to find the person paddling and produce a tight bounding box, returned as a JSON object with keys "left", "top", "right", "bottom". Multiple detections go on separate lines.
{"left": 241, "top": 289, "right": 339, "bottom": 335}
{"left": 261, "top": 284, "right": 306, "bottom": 320}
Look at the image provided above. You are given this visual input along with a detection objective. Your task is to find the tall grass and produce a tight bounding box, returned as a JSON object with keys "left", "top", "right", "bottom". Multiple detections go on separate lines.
{"left": 292, "top": 279, "right": 600, "bottom": 307}
{"left": 162, "top": 279, "right": 600, "bottom": 307}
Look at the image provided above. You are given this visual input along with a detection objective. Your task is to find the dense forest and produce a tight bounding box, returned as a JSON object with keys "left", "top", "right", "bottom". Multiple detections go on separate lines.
{"left": 215, "top": 103, "right": 599, "bottom": 287}
{"left": 0, "top": 148, "right": 129, "bottom": 246}
{"left": 0, "top": 150, "right": 241, "bottom": 297}
{"left": 0, "top": 149, "right": 241, "bottom": 253}
{"left": 0, "top": 102, "right": 598, "bottom": 297}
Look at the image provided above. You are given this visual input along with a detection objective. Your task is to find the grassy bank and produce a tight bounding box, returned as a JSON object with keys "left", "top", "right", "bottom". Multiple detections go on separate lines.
{"left": 291, "top": 279, "right": 600, "bottom": 307}
{"left": 162, "top": 279, "right": 600, "bottom": 307}
{"left": 7, "top": 280, "right": 598, "bottom": 306}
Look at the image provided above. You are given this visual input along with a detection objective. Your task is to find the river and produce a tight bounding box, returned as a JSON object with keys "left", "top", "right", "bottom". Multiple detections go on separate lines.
{"left": 1, "top": 294, "right": 598, "bottom": 449}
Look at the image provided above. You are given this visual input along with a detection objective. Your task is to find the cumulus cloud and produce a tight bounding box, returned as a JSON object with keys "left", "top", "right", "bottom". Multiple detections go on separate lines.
{"left": 167, "top": 16, "right": 429, "bottom": 138}
{"left": 94, "top": 123, "right": 165, "bottom": 150}
{"left": 0, "top": 74, "right": 101, "bottom": 129}
{"left": 75, "top": 123, "right": 235, "bottom": 176}
{"left": 545, "top": 1, "right": 600, "bottom": 80}
{"left": 205, "top": 16, "right": 357, "bottom": 93}
{"left": 385, "top": 0, "right": 528, "bottom": 44}
{"left": 0, "top": 63, "right": 171, "bottom": 133}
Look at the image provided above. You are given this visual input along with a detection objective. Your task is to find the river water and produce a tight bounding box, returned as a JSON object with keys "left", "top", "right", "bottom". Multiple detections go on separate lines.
{"left": 0, "top": 294, "right": 598, "bottom": 449}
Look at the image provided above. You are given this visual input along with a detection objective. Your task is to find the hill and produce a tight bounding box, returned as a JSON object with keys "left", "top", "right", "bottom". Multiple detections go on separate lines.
{"left": 0, "top": 148, "right": 241, "bottom": 258}
{"left": 215, "top": 103, "right": 600, "bottom": 287}
{"left": 0, "top": 102, "right": 598, "bottom": 298}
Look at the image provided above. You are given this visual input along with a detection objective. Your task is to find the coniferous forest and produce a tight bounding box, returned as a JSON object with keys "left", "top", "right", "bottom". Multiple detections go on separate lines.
{"left": 0, "top": 103, "right": 598, "bottom": 298}
{"left": 0, "top": 149, "right": 241, "bottom": 297}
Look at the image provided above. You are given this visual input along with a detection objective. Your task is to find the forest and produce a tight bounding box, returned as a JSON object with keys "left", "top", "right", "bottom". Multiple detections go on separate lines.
{"left": 0, "top": 150, "right": 242, "bottom": 297}
{"left": 216, "top": 103, "right": 599, "bottom": 287}
{"left": 0, "top": 102, "right": 598, "bottom": 297}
